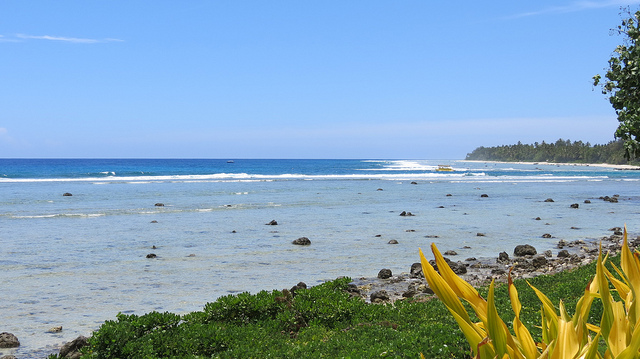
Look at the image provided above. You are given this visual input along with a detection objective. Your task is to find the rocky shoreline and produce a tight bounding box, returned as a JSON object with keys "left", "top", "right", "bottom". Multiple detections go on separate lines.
{"left": 350, "top": 227, "right": 639, "bottom": 303}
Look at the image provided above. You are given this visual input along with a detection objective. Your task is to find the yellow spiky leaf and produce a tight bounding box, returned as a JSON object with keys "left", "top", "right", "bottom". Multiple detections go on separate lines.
{"left": 509, "top": 271, "right": 539, "bottom": 359}
{"left": 486, "top": 280, "right": 509, "bottom": 358}
{"left": 430, "top": 243, "right": 488, "bottom": 322}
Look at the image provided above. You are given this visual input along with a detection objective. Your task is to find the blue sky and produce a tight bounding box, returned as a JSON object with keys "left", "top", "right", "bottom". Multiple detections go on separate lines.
{"left": 1, "top": 1, "right": 638, "bottom": 159}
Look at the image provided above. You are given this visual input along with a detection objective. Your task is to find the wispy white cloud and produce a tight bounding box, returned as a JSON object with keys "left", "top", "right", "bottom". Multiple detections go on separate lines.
{"left": 9, "top": 34, "right": 123, "bottom": 43}
{"left": 508, "top": 0, "right": 640, "bottom": 19}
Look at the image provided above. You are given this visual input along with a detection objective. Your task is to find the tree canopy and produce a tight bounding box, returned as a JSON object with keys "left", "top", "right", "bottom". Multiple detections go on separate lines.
{"left": 465, "top": 139, "right": 638, "bottom": 165}
{"left": 594, "top": 8, "right": 640, "bottom": 160}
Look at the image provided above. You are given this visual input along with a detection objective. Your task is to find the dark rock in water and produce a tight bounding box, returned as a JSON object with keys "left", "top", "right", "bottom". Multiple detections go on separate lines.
{"left": 370, "top": 290, "right": 390, "bottom": 303}
{"left": 388, "top": 239, "right": 398, "bottom": 244}
{"left": 444, "top": 250, "right": 458, "bottom": 255}
{"left": 544, "top": 198, "right": 554, "bottom": 202}
{"left": 62, "top": 192, "right": 73, "bottom": 197}
{"left": 266, "top": 220, "right": 278, "bottom": 225}
{"left": 544, "top": 250, "right": 552, "bottom": 257}
{"left": 498, "top": 251, "right": 509, "bottom": 262}
{"left": 446, "top": 193, "right": 453, "bottom": 197}
{"left": 377, "top": 268, "right": 392, "bottom": 279}
{"left": 410, "top": 262, "right": 423, "bottom": 278}
{"left": 570, "top": 203, "right": 579, "bottom": 209}
{"left": 146, "top": 253, "right": 157, "bottom": 258}
{"left": 535, "top": 217, "right": 542, "bottom": 220}
{"left": 514, "top": 244, "right": 537, "bottom": 256}
{"left": 59, "top": 335, "right": 88, "bottom": 359}
{"left": 0, "top": 332, "right": 19, "bottom": 348}
{"left": 476, "top": 233, "right": 485, "bottom": 237}
{"left": 542, "top": 233, "right": 552, "bottom": 238}
{"left": 377, "top": 188, "right": 384, "bottom": 191}
{"left": 466, "top": 257, "right": 477, "bottom": 261}
{"left": 430, "top": 258, "right": 467, "bottom": 275}
{"left": 532, "top": 255, "right": 548, "bottom": 268}
{"left": 399, "top": 211, "right": 415, "bottom": 216}
{"left": 557, "top": 239, "right": 567, "bottom": 249}
{"left": 152, "top": 245, "right": 157, "bottom": 249}
{"left": 480, "top": 194, "right": 489, "bottom": 198}
{"left": 558, "top": 249, "right": 570, "bottom": 258}
{"left": 584, "top": 200, "right": 591, "bottom": 204}
{"left": 150, "top": 220, "right": 158, "bottom": 223}
{"left": 154, "top": 203, "right": 164, "bottom": 207}
{"left": 410, "top": 181, "right": 418, "bottom": 185}
{"left": 424, "top": 235, "right": 439, "bottom": 238}
{"left": 290, "top": 282, "right": 307, "bottom": 296}
{"left": 292, "top": 237, "right": 311, "bottom": 245}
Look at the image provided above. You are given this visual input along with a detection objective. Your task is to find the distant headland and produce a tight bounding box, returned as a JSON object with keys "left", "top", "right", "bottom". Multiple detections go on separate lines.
{"left": 465, "top": 139, "right": 640, "bottom": 166}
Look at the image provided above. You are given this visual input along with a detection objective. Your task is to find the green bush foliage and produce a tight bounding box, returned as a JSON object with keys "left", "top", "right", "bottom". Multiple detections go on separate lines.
{"left": 66, "top": 260, "right": 607, "bottom": 358}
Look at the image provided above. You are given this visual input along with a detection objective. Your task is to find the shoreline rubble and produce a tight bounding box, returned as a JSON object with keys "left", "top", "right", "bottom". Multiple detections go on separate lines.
{"left": 351, "top": 229, "right": 640, "bottom": 303}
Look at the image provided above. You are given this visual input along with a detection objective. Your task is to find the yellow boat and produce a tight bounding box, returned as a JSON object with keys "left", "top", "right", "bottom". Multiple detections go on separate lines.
{"left": 436, "top": 165, "right": 454, "bottom": 172}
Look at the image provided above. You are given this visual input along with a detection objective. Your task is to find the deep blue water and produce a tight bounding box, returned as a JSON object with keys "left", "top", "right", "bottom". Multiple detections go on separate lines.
{"left": 1, "top": 158, "right": 640, "bottom": 357}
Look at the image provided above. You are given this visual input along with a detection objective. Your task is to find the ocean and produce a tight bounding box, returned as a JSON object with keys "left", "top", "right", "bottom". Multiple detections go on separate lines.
{"left": 1, "top": 158, "right": 639, "bottom": 356}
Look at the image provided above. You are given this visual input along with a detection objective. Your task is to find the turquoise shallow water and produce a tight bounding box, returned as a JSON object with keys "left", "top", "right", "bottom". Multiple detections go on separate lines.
{"left": 1, "top": 159, "right": 640, "bottom": 356}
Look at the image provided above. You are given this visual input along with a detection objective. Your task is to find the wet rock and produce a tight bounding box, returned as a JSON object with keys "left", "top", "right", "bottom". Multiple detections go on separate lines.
{"left": 430, "top": 258, "right": 467, "bottom": 275}
{"left": 290, "top": 282, "right": 307, "bottom": 296}
{"left": 557, "top": 239, "right": 566, "bottom": 249}
{"left": 558, "top": 249, "right": 570, "bottom": 258}
{"left": 410, "top": 262, "right": 423, "bottom": 278}
{"left": 399, "top": 211, "right": 415, "bottom": 216}
{"left": 388, "top": 239, "right": 398, "bottom": 244}
{"left": 63, "top": 192, "right": 73, "bottom": 196}
{"left": 377, "top": 268, "right": 392, "bottom": 279}
{"left": 535, "top": 217, "right": 542, "bottom": 220}
{"left": 146, "top": 253, "right": 157, "bottom": 258}
{"left": 410, "top": 181, "right": 418, "bottom": 185}
{"left": 446, "top": 193, "right": 452, "bottom": 196}
{"left": 370, "top": 290, "right": 390, "bottom": 303}
{"left": 542, "top": 233, "right": 552, "bottom": 238}
{"left": 47, "top": 326, "right": 62, "bottom": 333}
{"left": 514, "top": 244, "right": 537, "bottom": 256}
{"left": 532, "top": 255, "right": 548, "bottom": 268}
{"left": 150, "top": 220, "right": 158, "bottom": 223}
{"left": 476, "top": 233, "right": 486, "bottom": 237}
{"left": 544, "top": 198, "right": 554, "bottom": 202}
{"left": 292, "top": 237, "right": 311, "bottom": 245}
{"left": 346, "top": 283, "right": 360, "bottom": 295}
{"left": 498, "top": 251, "right": 509, "bottom": 263}
{"left": 0, "top": 332, "right": 19, "bottom": 348}
{"left": 480, "top": 194, "right": 489, "bottom": 198}
{"left": 466, "top": 257, "right": 477, "bottom": 261}
{"left": 570, "top": 203, "right": 579, "bottom": 209}
{"left": 544, "top": 250, "right": 552, "bottom": 257}
{"left": 491, "top": 268, "right": 506, "bottom": 275}
{"left": 59, "top": 335, "right": 88, "bottom": 359}
{"left": 266, "top": 220, "right": 278, "bottom": 225}
{"left": 154, "top": 203, "right": 164, "bottom": 207}
{"left": 444, "top": 250, "right": 457, "bottom": 255}
{"left": 377, "top": 188, "right": 384, "bottom": 191}
{"left": 584, "top": 200, "right": 591, "bottom": 204}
